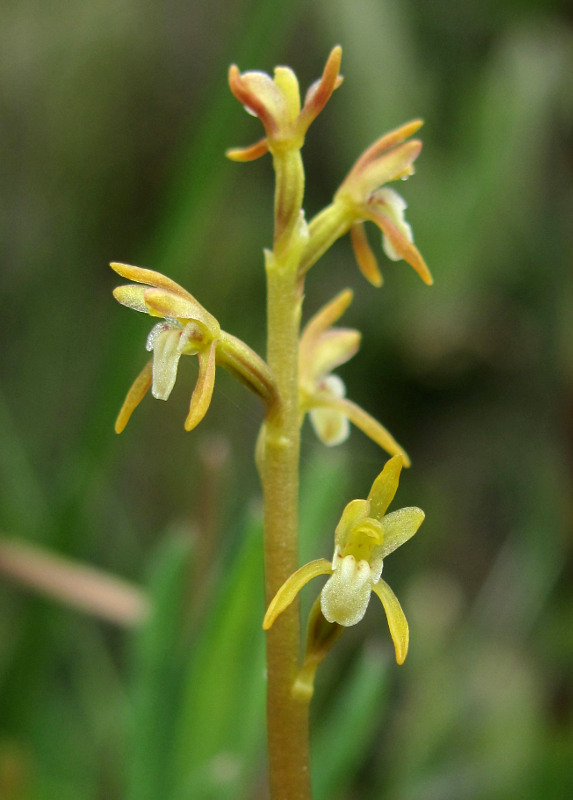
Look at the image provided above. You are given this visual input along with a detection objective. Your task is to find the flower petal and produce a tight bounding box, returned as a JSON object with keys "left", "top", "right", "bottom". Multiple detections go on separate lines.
{"left": 273, "top": 66, "right": 301, "bottom": 121}
{"left": 320, "top": 555, "right": 373, "bottom": 626}
{"left": 112, "top": 285, "right": 149, "bottom": 314}
{"left": 338, "top": 140, "right": 421, "bottom": 202}
{"left": 298, "top": 45, "right": 343, "bottom": 131}
{"left": 350, "top": 222, "right": 382, "bottom": 287}
{"left": 372, "top": 579, "right": 409, "bottom": 664}
{"left": 263, "top": 558, "right": 332, "bottom": 630}
{"left": 334, "top": 498, "right": 371, "bottom": 552}
{"left": 358, "top": 139, "right": 421, "bottom": 194}
{"left": 309, "top": 404, "right": 350, "bottom": 446}
{"left": 351, "top": 120, "right": 424, "bottom": 175}
{"left": 311, "top": 395, "right": 410, "bottom": 466}
{"left": 368, "top": 454, "right": 404, "bottom": 519}
{"left": 300, "top": 288, "right": 354, "bottom": 347}
{"left": 228, "top": 66, "right": 284, "bottom": 136}
{"left": 374, "top": 188, "right": 412, "bottom": 258}
{"left": 184, "top": 341, "right": 216, "bottom": 431}
{"left": 143, "top": 288, "right": 219, "bottom": 333}
{"left": 304, "top": 329, "right": 360, "bottom": 383}
{"left": 114, "top": 358, "right": 153, "bottom": 433}
{"left": 150, "top": 328, "right": 183, "bottom": 400}
{"left": 366, "top": 202, "right": 433, "bottom": 286}
{"left": 110, "top": 263, "right": 192, "bottom": 299}
{"left": 226, "top": 137, "right": 270, "bottom": 162}
{"left": 378, "top": 507, "right": 424, "bottom": 559}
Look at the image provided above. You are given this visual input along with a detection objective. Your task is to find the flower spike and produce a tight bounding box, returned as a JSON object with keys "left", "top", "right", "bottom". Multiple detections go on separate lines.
{"left": 299, "top": 290, "right": 410, "bottom": 463}
{"left": 263, "top": 455, "right": 424, "bottom": 664}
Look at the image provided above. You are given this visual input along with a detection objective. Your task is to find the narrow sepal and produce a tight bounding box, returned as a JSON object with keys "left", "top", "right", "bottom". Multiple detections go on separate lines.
{"left": 366, "top": 207, "right": 433, "bottom": 285}
{"left": 368, "top": 455, "right": 404, "bottom": 519}
{"left": 350, "top": 222, "right": 383, "bottom": 287}
{"left": 184, "top": 341, "right": 216, "bottom": 431}
{"left": 226, "top": 137, "right": 269, "bottom": 162}
{"left": 304, "top": 330, "right": 360, "bottom": 383}
{"left": 310, "top": 394, "right": 410, "bottom": 465}
{"left": 263, "top": 558, "right": 332, "bottom": 630}
{"left": 345, "top": 140, "right": 422, "bottom": 200}
{"left": 110, "top": 262, "right": 191, "bottom": 299}
{"left": 351, "top": 119, "right": 424, "bottom": 177}
{"left": 143, "top": 287, "right": 219, "bottom": 331}
{"left": 228, "top": 65, "right": 279, "bottom": 136}
{"left": 273, "top": 66, "right": 301, "bottom": 120}
{"left": 372, "top": 579, "right": 409, "bottom": 664}
{"left": 300, "top": 288, "right": 354, "bottom": 343}
{"left": 115, "top": 359, "right": 153, "bottom": 433}
{"left": 298, "top": 45, "right": 343, "bottom": 131}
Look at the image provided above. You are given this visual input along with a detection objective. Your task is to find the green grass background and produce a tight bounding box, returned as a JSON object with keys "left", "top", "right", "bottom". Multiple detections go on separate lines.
{"left": 1, "top": 0, "right": 572, "bottom": 797}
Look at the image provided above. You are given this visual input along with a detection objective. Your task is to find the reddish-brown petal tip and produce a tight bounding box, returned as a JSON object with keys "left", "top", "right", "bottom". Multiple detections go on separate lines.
{"left": 228, "top": 65, "right": 278, "bottom": 136}
{"left": 299, "top": 46, "right": 343, "bottom": 129}
{"left": 370, "top": 210, "right": 433, "bottom": 286}
{"left": 349, "top": 121, "right": 424, "bottom": 180}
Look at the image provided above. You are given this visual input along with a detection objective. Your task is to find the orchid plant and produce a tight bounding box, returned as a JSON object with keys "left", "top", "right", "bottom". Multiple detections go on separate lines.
{"left": 112, "top": 46, "right": 430, "bottom": 800}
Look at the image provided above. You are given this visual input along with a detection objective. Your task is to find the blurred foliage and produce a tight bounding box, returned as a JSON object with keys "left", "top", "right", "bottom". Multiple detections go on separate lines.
{"left": 1, "top": 0, "right": 573, "bottom": 798}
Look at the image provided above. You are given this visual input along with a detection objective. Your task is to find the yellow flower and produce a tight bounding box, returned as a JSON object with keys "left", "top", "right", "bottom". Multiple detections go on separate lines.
{"left": 263, "top": 455, "right": 424, "bottom": 664}
{"left": 111, "top": 262, "right": 221, "bottom": 433}
{"left": 111, "top": 263, "right": 277, "bottom": 434}
{"left": 299, "top": 289, "right": 410, "bottom": 464}
{"left": 226, "top": 45, "right": 343, "bottom": 159}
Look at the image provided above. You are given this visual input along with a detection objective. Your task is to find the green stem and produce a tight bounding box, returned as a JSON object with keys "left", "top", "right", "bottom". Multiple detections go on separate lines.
{"left": 273, "top": 149, "right": 305, "bottom": 257}
{"left": 262, "top": 146, "right": 312, "bottom": 800}
{"left": 298, "top": 200, "right": 350, "bottom": 277}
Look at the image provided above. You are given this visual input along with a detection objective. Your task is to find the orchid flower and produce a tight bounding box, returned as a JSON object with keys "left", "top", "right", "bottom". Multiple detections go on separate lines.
{"left": 226, "top": 46, "right": 342, "bottom": 160}
{"left": 336, "top": 120, "right": 432, "bottom": 286}
{"left": 299, "top": 289, "right": 410, "bottom": 464}
{"left": 263, "top": 455, "right": 424, "bottom": 664}
{"left": 111, "top": 263, "right": 276, "bottom": 433}
{"left": 301, "top": 120, "right": 432, "bottom": 287}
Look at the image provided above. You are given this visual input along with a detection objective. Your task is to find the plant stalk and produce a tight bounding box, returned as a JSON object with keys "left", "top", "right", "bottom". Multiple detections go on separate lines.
{"left": 262, "top": 147, "right": 312, "bottom": 800}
